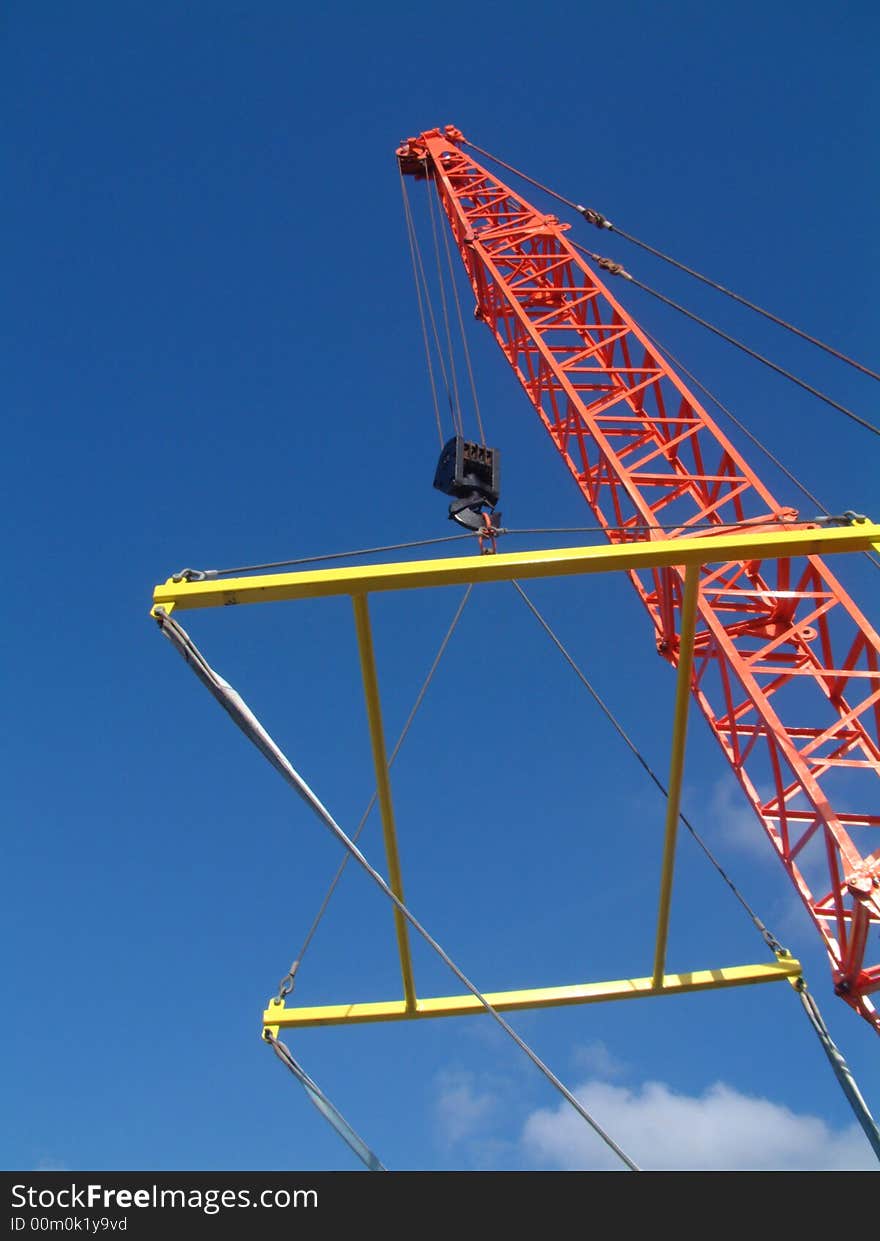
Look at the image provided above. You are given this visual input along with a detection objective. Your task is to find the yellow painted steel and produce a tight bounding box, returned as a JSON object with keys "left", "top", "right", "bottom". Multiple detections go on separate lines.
{"left": 261, "top": 958, "right": 802, "bottom": 1029}
{"left": 152, "top": 522, "right": 880, "bottom": 613}
{"left": 652, "top": 563, "right": 700, "bottom": 988}
{"left": 351, "top": 594, "right": 417, "bottom": 1012}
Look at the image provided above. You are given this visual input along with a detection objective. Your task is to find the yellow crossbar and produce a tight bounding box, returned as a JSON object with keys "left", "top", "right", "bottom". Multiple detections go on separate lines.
{"left": 262, "top": 958, "right": 802, "bottom": 1031}
{"left": 153, "top": 522, "right": 880, "bottom": 614}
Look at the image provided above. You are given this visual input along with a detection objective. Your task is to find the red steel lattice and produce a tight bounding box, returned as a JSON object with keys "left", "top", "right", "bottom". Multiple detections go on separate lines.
{"left": 398, "top": 126, "right": 880, "bottom": 1032}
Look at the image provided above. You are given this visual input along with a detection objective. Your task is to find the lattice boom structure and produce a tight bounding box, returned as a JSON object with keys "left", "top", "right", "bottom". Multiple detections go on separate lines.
{"left": 397, "top": 125, "right": 880, "bottom": 1030}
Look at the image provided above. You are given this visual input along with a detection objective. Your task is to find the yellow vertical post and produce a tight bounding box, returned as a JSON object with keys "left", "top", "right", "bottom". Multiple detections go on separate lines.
{"left": 351, "top": 592, "right": 417, "bottom": 1012}
{"left": 652, "top": 563, "right": 700, "bottom": 989}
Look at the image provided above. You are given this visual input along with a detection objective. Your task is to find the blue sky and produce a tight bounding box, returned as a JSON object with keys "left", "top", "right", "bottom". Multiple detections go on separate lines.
{"left": 3, "top": 2, "right": 878, "bottom": 1171}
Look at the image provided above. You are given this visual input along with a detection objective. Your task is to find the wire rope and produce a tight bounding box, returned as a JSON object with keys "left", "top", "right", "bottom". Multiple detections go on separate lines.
{"left": 400, "top": 171, "right": 444, "bottom": 447}
{"left": 404, "top": 174, "right": 460, "bottom": 439}
{"left": 156, "top": 609, "right": 640, "bottom": 1171}
{"left": 173, "top": 533, "right": 478, "bottom": 581}
{"left": 639, "top": 328, "right": 880, "bottom": 575}
{"left": 173, "top": 508, "right": 870, "bottom": 585}
{"left": 425, "top": 160, "right": 464, "bottom": 437}
{"left": 435, "top": 177, "right": 487, "bottom": 445}
{"left": 606, "top": 259, "right": 880, "bottom": 438}
{"left": 514, "top": 581, "right": 880, "bottom": 1159}
{"left": 461, "top": 137, "right": 880, "bottom": 383}
{"left": 511, "top": 580, "right": 784, "bottom": 954}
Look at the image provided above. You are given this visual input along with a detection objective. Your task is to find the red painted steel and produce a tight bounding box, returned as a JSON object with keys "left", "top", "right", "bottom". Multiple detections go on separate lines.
{"left": 398, "top": 126, "right": 880, "bottom": 1031}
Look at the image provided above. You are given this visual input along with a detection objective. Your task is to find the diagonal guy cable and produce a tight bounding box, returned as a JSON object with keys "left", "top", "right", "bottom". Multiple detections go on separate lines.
{"left": 461, "top": 136, "right": 880, "bottom": 383}
{"left": 510, "top": 580, "right": 784, "bottom": 954}
{"left": 154, "top": 607, "right": 640, "bottom": 1172}
{"left": 638, "top": 327, "right": 880, "bottom": 577}
{"left": 572, "top": 241, "right": 880, "bottom": 439}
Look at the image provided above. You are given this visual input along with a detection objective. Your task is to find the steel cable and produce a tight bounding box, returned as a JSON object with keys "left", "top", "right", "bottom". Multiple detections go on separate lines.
{"left": 156, "top": 609, "right": 640, "bottom": 1171}
{"left": 615, "top": 264, "right": 880, "bottom": 438}
{"left": 638, "top": 329, "right": 880, "bottom": 575}
{"left": 425, "top": 159, "right": 464, "bottom": 437}
{"left": 400, "top": 171, "right": 444, "bottom": 446}
{"left": 435, "top": 177, "right": 487, "bottom": 446}
{"left": 602, "top": 229, "right": 880, "bottom": 383}
{"left": 511, "top": 580, "right": 785, "bottom": 955}
{"left": 403, "top": 171, "right": 459, "bottom": 439}
{"left": 461, "top": 137, "right": 880, "bottom": 383}
{"left": 174, "top": 533, "right": 479, "bottom": 581}
{"left": 174, "top": 508, "right": 870, "bottom": 585}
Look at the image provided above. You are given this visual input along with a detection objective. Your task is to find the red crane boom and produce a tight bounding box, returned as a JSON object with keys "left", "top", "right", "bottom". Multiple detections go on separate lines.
{"left": 398, "top": 125, "right": 880, "bottom": 1032}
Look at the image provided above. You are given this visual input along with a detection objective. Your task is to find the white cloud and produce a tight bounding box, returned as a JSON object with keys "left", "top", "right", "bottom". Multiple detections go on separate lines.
{"left": 705, "top": 778, "right": 770, "bottom": 859}
{"left": 571, "top": 1040, "right": 626, "bottom": 1079}
{"left": 768, "top": 890, "right": 816, "bottom": 945}
{"left": 434, "top": 1069, "right": 499, "bottom": 1147}
{"left": 522, "top": 1078, "right": 877, "bottom": 1171}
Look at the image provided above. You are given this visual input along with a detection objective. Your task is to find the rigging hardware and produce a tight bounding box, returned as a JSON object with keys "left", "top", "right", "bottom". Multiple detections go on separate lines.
{"left": 433, "top": 434, "right": 502, "bottom": 539}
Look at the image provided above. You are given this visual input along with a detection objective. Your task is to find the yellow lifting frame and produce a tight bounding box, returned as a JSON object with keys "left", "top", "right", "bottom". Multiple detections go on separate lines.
{"left": 262, "top": 958, "right": 803, "bottom": 1032}
{"left": 150, "top": 521, "right": 880, "bottom": 1032}
{"left": 152, "top": 522, "right": 880, "bottom": 616}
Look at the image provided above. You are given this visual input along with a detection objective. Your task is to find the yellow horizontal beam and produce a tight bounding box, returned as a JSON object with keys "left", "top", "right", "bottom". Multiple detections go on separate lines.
{"left": 154, "top": 523, "right": 880, "bottom": 613}
{"left": 261, "top": 958, "right": 801, "bottom": 1029}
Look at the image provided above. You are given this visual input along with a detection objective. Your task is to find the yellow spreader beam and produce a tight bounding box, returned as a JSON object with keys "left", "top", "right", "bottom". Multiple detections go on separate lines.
{"left": 152, "top": 521, "right": 880, "bottom": 615}
{"left": 262, "top": 958, "right": 802, "bottom": 1033}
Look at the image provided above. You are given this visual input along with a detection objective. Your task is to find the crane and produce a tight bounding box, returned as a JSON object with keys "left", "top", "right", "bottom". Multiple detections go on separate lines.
{"left": 397, "top": 124, "right": 880, "bottom": 1033}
